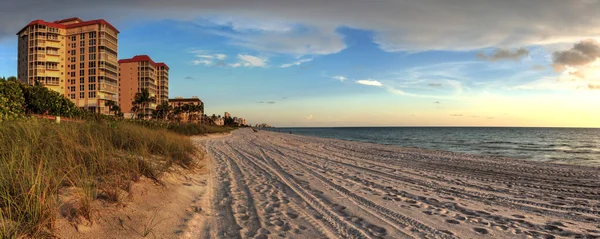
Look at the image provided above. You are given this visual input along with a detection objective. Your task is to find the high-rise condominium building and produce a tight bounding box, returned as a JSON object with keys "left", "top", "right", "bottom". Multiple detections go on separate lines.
{"left": 118, "top": 55, "right": 169, "bottom": 118}
{"left": 16, "top": 17, "right": 119, "bottom": 114}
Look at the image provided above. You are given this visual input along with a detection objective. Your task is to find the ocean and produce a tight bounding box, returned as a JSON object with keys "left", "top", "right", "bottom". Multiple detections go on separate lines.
{"left": 268, "top": 127, "right": 600, "bottom": 166}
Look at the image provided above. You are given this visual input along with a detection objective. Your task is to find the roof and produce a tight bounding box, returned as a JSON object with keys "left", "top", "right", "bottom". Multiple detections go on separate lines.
{"left": 16, "top": 18, "right": 120, "bottom": 35}
{"left": 156, "top": 62, "right": 169, "bottom": 70}
{"left": 65, "top": 19, "right": 120, "bottom": 34}
{"left": 169, "top": 98, "right": 202, "bottom": 103}
{"left": 54, "top": 17, "right": 83, "bottom": 24}
{"left": 17, "top": 20, "right": 65, "bottom": 34}
{"left": 118, "top": 55, "right": 156, "bottom": 65}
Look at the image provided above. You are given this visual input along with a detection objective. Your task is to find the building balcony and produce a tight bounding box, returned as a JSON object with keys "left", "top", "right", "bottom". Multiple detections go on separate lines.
{"left": 98, "top": 82, "right": 118, "bottom": 94}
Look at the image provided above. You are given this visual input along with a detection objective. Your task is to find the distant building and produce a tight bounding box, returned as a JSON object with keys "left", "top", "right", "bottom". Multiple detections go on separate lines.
{"left": 16, "top": 17, "right": 120, "bottom": 114}
{"left": 214, "top": 117, "right": 224, "bottom": 126}
{"left": 224, "top": 112, "right": 231, "bottom": 118}
{"left": 168, "top": 96, "right": 203, "bottom": 123}
{"left": 118, "top": 55, "right": 169, "bottom": 118}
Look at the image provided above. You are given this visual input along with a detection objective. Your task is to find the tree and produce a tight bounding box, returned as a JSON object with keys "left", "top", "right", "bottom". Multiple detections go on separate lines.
{"left": 104, "top": 100, "right": 118, "bottom": 116}
{"left": 153, "top": 102, "right": 171, "bottom": 120}
{"left": 132, "top": 89, "right": 154, "bottom": 119}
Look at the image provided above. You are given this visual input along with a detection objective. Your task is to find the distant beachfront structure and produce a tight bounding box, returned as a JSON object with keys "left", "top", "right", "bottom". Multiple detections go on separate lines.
{"left": 214, "top": 117, "right": 224, "bottom": 126}
{"left": 224, "top": 112, "right": 231, "bottom": 118}
{"left": 119, "top": 55, "right": 169, "bottom": 118}
{"left": 168, "top": 96, "right": 204, "bottom": 123}
{"left": 16, "top": 17, "right": 119, "bottom": 114}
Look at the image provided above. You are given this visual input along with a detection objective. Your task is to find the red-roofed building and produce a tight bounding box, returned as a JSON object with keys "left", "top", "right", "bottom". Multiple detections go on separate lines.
{"left": 118, "top": 55, "right": 169, "bottom": 119}
{"left": 16, "top": 17, "right": 120, "bottom": 115}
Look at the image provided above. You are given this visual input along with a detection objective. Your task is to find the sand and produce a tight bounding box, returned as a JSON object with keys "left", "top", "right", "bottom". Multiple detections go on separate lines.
{"left": 189, "top": 128, "right": 600, "bottom": 239}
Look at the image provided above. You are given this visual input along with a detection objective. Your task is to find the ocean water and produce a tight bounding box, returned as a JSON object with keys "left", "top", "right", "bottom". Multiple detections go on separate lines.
{"left": 269, "top": 127, "right": 600, "bottom": 165}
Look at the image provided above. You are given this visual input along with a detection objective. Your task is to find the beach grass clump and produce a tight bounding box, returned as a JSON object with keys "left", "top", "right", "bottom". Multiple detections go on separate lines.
{"left": 123, "top": 119, "right": 234, "bottom": 136}
{"left": 0, "top": 119, "right": 198, "bottom": 237}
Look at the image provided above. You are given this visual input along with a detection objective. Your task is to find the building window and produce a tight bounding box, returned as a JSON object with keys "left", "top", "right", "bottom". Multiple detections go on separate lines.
{"left": 88, "top": 69, "right": 96, "bottom": 75}
{"left": 89, "top": 39, "right": 96, "bottom": 46}
{"left": 71, "top": 43, "right": 76, "bottom": 48}
{"left": 88, "top": 84, "right": 96, "bottom": 91}
{"left": 79, "top": 92, "right": 85, "bottom": 99}
{"left": 88, "top": 92, "right": 96, "bottom": 98}
{"left": 79, "top": 85, "right": 84, "bottom": 91}
{"left": 80, "top": 55, "right": 85, "bottom": 61}
{"left": 80, "top": 41, "right": 85, "bottom": 47}
{"left": 70, "top": 50, "right": 76, "bottom": 55}
{"left": 88, "top": 76, "right": 96, "bottom": 83}
{"left": 80, "top": 33, "right": 85, "bottom": 40}
{"left": 80, "top": 62, "right": 84, "bottom": 68}
{"left": 71, "top": 72, "right": 76, "bottom": 77}
{"left": 80, "top": 47, "right": 85, "bottom": 54}
{"left": 70, "top": 64, "right": 75, "bottom": 70}
{"left": 70, "top": 57, "right": 75, "bottom": 63}
{"left": 88, "top": 61, "right": 96, "bottom": 68}
{"left": 80, "top": 77, "right": 84, "bottom": 84}
{"left": 70, "top": 86, "right": 76, "bottom": 91}
{"left": 89, "top": 54, "right": 96, "bottom": 60}
{"left": 71, "top": 36, "right": 76, "bottom": 41}
{"left": 70, "top": 94, "right": 76, "bottom": 99}
{"left": 89, "top": 32, "right": 96, "bottom": 38}
{"left": 79, "top": 69, "right": 84, "bottom": 76}
{"left": 89, "top": 46, "right": 96, "bottom": 53}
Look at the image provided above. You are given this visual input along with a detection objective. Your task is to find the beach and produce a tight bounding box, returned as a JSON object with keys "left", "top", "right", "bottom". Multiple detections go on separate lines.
{"left": 185, "top": 129, "right": 600, "bottom": 239}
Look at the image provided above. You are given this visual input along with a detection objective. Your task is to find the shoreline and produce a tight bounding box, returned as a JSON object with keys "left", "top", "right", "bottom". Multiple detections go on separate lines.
{"left": 194, "top": 128, "right": 600, "bottom": 238}
{"left": 263, "top": 128, "right": 600, "bottom": 167}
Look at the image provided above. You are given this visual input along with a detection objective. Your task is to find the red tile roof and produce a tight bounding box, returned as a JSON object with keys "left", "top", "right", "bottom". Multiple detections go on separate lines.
{"left": 16, "top": 18, "right": 119, "bottom": 35}
{"left": 17, "top": 20, "right": 66, "bottom": 34}
{"left": 156, "top": 62, "right": 169, "bottom": 70}
{"left": 54, "top": 17, "right": 83, "bottom": 24}
{"left": 118, "top": 55, "right": 157, "bottom": 66}
{"left": 65, "top": 19, "right": 120, "bottom": 34}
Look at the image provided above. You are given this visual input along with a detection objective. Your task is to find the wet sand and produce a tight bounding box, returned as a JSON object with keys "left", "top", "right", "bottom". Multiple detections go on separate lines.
{"left": 187, "top": 129, "right": 600, "bottom": 239}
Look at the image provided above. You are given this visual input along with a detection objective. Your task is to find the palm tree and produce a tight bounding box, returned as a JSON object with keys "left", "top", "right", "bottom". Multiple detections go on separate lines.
{"left": 132, "top": 89, "right": 152, "bottom": 119}
{"left": 104, "top": 100, "right": 116, "bottom": 115}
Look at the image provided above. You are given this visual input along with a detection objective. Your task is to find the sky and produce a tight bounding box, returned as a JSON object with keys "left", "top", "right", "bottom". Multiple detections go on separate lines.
{"left": 1, "top": 0, "right": 600, "bottom": 127}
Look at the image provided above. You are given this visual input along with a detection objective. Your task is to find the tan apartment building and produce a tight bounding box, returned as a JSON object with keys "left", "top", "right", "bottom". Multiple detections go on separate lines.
{"left": 168, "top": 96, "right": 203, "bottom": 123}
{"left": 17, "top": 18, "right": 119, "bottom": 114}
{"left": 118, "top": 55, "right": 168, "bottom": 118}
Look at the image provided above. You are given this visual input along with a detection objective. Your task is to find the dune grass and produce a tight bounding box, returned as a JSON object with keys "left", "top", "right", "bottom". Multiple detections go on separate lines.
{"left": 123, "top": 119, "right": 235, "bottom": 136}
{"left": 0, "top": 119, "right": 198, "bottom": 237}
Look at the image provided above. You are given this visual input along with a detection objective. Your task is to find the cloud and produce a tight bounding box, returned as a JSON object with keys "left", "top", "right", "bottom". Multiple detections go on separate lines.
{"left": 433, "top": 101, "right": 441, "bottom": 104}
{"left": 531, "top": 65, "right": 546, "bottom": 71}
{"left": 428, "top": 83, "right": 442, "bottom": 87}
{"left": 196, "top": 53, "right": 227, "bottom": 60}
{"left": 477, "top": 48, "right": 529, "bottom": 62}
{"left": 450, "top": 114, "right": 463, "bottom": 117}
{"left": 332, "top": 76, "right": 346, "bottom": 82}
{"left": 257, "top": 100, "right": 276, "bottom": 104}
{"left": 192, "top": 59, "right": 212, "bottom": 65}
{"left": 356, "top": 79, "right": 383, "bottom": 87}
{"left": 552, "top": 39, "right": 600, "bottom": 70}
{"left": 184, "top": 76, "right": 195, "bottom": 80}
{"left": 267, "top": 101, "right": 276, "bottom": 104}
{"left": 280, "top": 58, "right": 312, "bottom": 68}
{"left": 589, "top": 84, "right": 600, "bottom": 90}
{"left": 232, "top": 54, "right": 267, "bottom": 67}
{"left": 6, "top": 1, "right": 600, "bottom": 52}
{"left": 257, "top": 101, "right": 264, "bottom": 103}
{"left": 307, "top": 114, "right": 313, "bottom": 120}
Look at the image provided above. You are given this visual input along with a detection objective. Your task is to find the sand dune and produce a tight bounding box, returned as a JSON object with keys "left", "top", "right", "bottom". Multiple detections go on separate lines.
{"left": 187, "top": 129, "right": 600, "bottom": 239}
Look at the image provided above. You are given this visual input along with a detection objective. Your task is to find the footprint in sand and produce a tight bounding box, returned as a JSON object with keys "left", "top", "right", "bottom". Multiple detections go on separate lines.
{"left": 445, "top": 219, "right": 461, "bottom": 224}
{"left": 473, "top": 227, "right": 489, "bottom": 235}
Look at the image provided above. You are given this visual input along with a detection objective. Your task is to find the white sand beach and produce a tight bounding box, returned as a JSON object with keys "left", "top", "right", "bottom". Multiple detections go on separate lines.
{"left": 182, "top": 129, "right": 600, "bottom": 239}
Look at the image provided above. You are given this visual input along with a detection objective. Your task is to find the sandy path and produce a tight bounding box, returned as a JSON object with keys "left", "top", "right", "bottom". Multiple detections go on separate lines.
{"left": 190, "top": 129, "right": 600, "bottom": 239}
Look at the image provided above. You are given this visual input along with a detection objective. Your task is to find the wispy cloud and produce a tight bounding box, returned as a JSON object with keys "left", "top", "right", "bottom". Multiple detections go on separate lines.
{"left": 192, "top": 59, "right": 213, "bottom": 66}
{"left": 280, "top": 58, "right": 312, "bottom": 68}
{"left": 184, "top": 76, "right": 195, "bottom": 80}
{"left": 332, "top": 76, "right": 347, "bottom": 82}
{"left": 477, "top": 48, "right": 530, "bottom": 62}
{"left": 197, "top": 53, "right": 227, "bottom": 60}
{"left": 232, "top": 54, "right": 268, "bottom": 68}
{"left": 356, "top": 79, "right": 383, "bottom": 87}
{"left": 307, "top": 114, "right": 313, "bottom": 120}
{"left": 428, "top": 83, "right": 442, "bottom": 87}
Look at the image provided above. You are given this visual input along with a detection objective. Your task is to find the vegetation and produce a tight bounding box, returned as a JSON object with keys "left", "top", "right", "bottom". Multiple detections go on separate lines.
{"left": 0, "top": 119, "right": 198, "bottom": 237}
{"left": 0, "top": 77, "right": 234, "bottom": 237}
